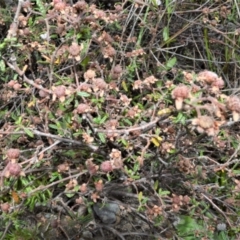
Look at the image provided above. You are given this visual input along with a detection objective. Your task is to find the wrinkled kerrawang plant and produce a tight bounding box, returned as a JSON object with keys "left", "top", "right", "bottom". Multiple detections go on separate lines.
{"left": 1, "top": 0, "right": 240, "bottom": 238}
{"left": 3, "top": 148, "right": 24, "bottom": 179}
{"left": 172, "top": 70, "right": 239, "bottom": 136}
{"left": 0, "top": 148, "right": 25, "bottom": 210}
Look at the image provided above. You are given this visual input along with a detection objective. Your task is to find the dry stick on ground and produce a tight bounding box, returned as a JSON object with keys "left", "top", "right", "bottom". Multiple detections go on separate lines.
{"left": 97, "top": 225, "right": 125, "bottom": 240}
{"left": 38, "top": 140, "right": 61, "bottom": 157}
{"left": 21, "top": 140, "right": 61, "bottom": 174}
{"left": 201, "top": 192, "right": 232, "bottom": 228}
{"left": 139, "top": 138, "right": 151, "bottom": 166}
{"left": 0, "top": 129, "right": 98, "bottom": 151}
{"left": 0, "top": 221, "right": 12, "bottom": 240}
{"left": 27, "top": 170, "right": 87, "bottom": 196}
{"left": 166, "top": 133, "right": 207, "bottom": 161}
{"left": 4, "top": 59, "right": 52, "bottom": 94}
{"left": 121, "top": 232, "right": 160, "bottom": 238}
{"left": 94, "top": 115, "right": 171, "bottom": 135}
{"left": 7, "top": 0, "right": 22, "bottom": 39}
{"left": 0, "top": 142, "right": 59, "bottom": 188}
{"left": 0, "top": 117, "right": 170, "bottom": 153}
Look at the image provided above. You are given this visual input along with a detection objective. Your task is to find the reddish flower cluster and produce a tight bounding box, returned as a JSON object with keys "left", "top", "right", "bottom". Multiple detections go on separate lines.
{"left": 171, "top": 85, "right": 190, "bottom": 110}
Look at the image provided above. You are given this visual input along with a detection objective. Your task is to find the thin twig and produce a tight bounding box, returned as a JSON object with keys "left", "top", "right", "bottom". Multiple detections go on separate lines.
{"left": 0, "top": 221, "right": 12, "bottom": 240}
{"left": 38, "top": 140, "right": 61, "bottom": 157}
{"left": 0, "top": 129, "right": 98, "bottom": 151}
{"left": 4, "top": 59, "right": 52, "bottom": 94}
{"left": 7, "top": 0, "right": 23, "bottom": 39}
{"left": 201, "top": 192, "right": 232, "bottom": 227}
{"left": 28, "top": 170, "right": 87, "bottom": 196}
{"left": 23, "top": 74, "right": 52, "bottom": 93}
{"left": 97, "top": 225, "right": 125, "bottom": 240}
{"left": 95, "top": 115, "right": 170, "bottom": 134}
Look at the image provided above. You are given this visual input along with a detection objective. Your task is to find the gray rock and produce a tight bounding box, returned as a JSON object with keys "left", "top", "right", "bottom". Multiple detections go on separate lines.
{"left": 81, "top": 230, "right": 93, "bottom": 239}
{"left": 93, "top": 202, "right": 120, "bottom": 224}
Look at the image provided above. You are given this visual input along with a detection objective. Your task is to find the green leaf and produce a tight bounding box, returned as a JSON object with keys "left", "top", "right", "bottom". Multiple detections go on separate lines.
{"left": 77, "top": 91, "right": 91, "bottom": 97}
{"left": 0, "top": 60, "right": 6, "bottom": 72}
{"left": 41, "top": 192, "right": 46, "bottom": 202}
{"left": 138, "top": 191, "right": 143, "bottom": 202}
{"left": 154, "top": 180, "right": 159, "bottom": 190}
{"left": 24, "top": 128, "right": 34, "bottom": 138}
{"left": 98, "top": 132, "right": 106, "bottom": 143}
{"left": 166, "top": 57, "right": 177, "bottom": 69}
{"left": 15, "top": 116, "right": 22, "bottom": 125}
{"left": 158, "top": 188, "right": 170, "bottom": 196}
{"left": 163, "top": 27, "right": 169, "bottom": 41}
{"left": 176, "top": 216, "right": 204, "bottom": 237}
{"left": 36, "top": 0, "right": 46, "bottom": 14}
{"left": 0, "top": 110, "right": 7, "bottom": 118}
{"left": 122, "top": 80, "right": 128, "bottom": 92}
{"left": 118, "top": 138, "right": 128, "bottom": 146}
{"left": 173, "top": 112, "right": 187, "bottom": 124}
{"left": 0, "top": 42, "right": 6, "bottom": 50}
{"left": 66, "top": 193, "right": 75, "bottom": 198}
{"left": 93, "top": 114, "right": 108, "bottom": 125}
{"left": 122, "top": 118, "right": 132, "bottom": 126}
{"left": 50, "top": 172, "right": 62, "bottom": 182}
{"left": 49, "top": 124, "right": 58, "bottom": 130}
{"left": 215, "top": 231, "right": 231, "bottom": 240}
{"left": 99, "top": 115, "right": 108, "bottom": 124}
{"left": 80, "top": 56, "right": 90, "bottom": 69}
{"left": 133, "top": 162, "right": 140, "bottom": 172}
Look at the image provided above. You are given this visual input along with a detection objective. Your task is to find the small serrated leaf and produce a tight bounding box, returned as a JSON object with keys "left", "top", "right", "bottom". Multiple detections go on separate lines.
{"left": 24, "top": 128, "right": 34, "bottom": 138}
{"left": 122, "top": 118, "right": 132, "bottom": 126}
{"left": 122, "top": 80, "right": 128, "bottom": 92}
{"left": 81, "top": 56, "right": 90, "bottom": 68}
{"left": 36, "top": 0, "right": 46, "bottom": 14}
{"left": 98, "top": 132, "right": 106, "bottom": 143}
{"left": 99, "top": 115, "right": 108, "bottom": 124}
{"left": 166, "top": 57, "right": 177, "bottom": 69}
{"left": 77, "top": 91, "right": 91, "bottom": 97}
{"left": 66, "top": 193, "right": 75, "bottom": 198}
{"left": 138, "top": 191, "right": 143, "bottom": 202}
{"left": 163, "top": 27, "right": 169, "bottom": 41}
{"left": 0, "top": 60, "right": 6, "bottom": 72}
{"left": 49, "top": 124, "right": 58, "bottom": 130}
